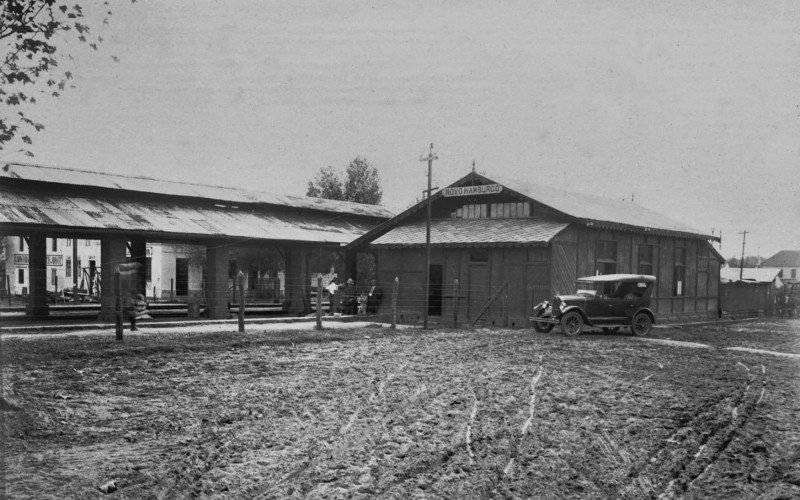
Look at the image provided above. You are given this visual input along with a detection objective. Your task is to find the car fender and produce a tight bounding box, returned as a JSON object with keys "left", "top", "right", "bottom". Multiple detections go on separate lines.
{"left": 631, "top": 307, "right": 656, "bottom": 324}
{"left": 560, "top": 305, "right": 594, "bottom": 326}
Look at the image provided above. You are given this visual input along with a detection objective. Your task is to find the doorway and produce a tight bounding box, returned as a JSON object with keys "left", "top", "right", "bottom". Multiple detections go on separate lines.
{"left": 428, "top": 264, "right": 443, "bottom": 316}
{"left": 175, "top": 258, "right": 189, "bottom": 296}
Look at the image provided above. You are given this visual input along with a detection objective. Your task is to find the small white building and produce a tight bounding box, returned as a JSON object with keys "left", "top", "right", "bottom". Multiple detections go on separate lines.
{"left": 759, "top": 250, "right": 800, "bottom": 282}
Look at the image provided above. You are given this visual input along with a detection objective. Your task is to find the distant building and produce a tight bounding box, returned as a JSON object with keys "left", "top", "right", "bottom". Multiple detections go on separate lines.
{"left": 759, "top": 250, "right": 800, "bottom": 282}
{"left": 720, "top": 266, "right": 782, "bottom": 316}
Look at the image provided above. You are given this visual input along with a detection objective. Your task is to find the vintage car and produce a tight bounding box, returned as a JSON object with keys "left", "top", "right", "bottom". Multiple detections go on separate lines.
{"left": 530, "top": 274, "right": 656, "bottom": 337}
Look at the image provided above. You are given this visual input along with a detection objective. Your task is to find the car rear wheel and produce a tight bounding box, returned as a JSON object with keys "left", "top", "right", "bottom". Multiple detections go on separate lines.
{"left": 631, "top": 313, "right": 653, "bottom": 336}
{"left": 532, "top": 311, "right": 554, "bottom": 333}
{"left": 560, "top": 311, "right": 583, "bottom": 337}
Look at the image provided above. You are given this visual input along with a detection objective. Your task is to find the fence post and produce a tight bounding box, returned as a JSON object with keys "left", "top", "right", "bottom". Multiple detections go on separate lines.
{"left": 391, "top": 276, "right": 399, "bottom": 329}
{"left": 237, "top": 270, "right": 246, "bottom": 333}
{"left": 170, "top": 278, "right": 174, "bottom": 302}
{"left": 452, "top": 279, "right": 459, "bottom": 328}
{"left": 114, "top": 267, "right": 123, "bottom": 342}
{"left": 315, "top": 276, "right": 323, "bottom": 330}
{"left": 6, "top": 274, "right": 11, "bottom": 306}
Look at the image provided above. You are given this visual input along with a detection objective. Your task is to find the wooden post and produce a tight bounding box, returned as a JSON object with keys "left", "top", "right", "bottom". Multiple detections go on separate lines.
{"left": 114, "top": 268, "right": 123, "bottom": 342}
{"left": 452, "top": 279, "right": 459, "bottom": 328}
{"left": 170, "top": 278, "right": 174, "bottom": 301}
{"left": 6, "top": 274, "right": 11, "bottom": 306}
{"left": 391, "top": 276, "right": 399, "bottom": 329}
{"left": 153, "top": 286, "right": 157, "bottom": 301}
{"left": 237, "top": 270, "right": 246, "bottom": 333}
{"left": 72, "top": 238, "right": 78, "bottom": 303}
{"left": 315, "top": 276, "right": 323, "bottom": 330}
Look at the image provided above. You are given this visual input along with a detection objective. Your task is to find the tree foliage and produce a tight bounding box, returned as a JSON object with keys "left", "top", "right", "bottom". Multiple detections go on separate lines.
{"left": 1, "top": 1, "right": 131, "bottom": 154}
{"left": 726, "top": 255, "right": 763, "bottom": 268}
{"left": 306, "top": 157, "right": 382, "bottom": 205}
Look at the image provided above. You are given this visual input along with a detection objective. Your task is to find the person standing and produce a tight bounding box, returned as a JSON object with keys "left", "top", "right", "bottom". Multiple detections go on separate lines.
{"left": 340, "top": 278, "right": 358, "bottom": 315}
{"left": 326, "top": 278, "right": 340, "bottom": 316}
{"left": 366, "top": 279, "right": 383, "bottom": 314}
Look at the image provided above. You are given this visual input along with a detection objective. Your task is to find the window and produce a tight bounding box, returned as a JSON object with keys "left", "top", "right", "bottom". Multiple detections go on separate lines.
{"left": 51, "top": 238, "right": 57, "bottom": 252}
{"left": 18, "top": 269, "right": 24, "bottom": 284}
{"left": 792, "top": 269, "right": 797, "bottom": 279}
{"left": 66, "top": 258, "right": 72, "bottom": 278}
{"left": 66, "top": 239, "right": 72, "bottom": 247}
{"left": 489, "top": 202, "right": 531, "bottom": 218}
{"left": 673, "top": 245, "right": 686, "bottom": 296}
{"left": 85, "top": 239, "right": 91, "bottom": 246}
{"left": 145, "top": 257, "right": 152, "bottom": 282}
{"left": 596, "top": 240, "right": 617, "bottom": 275}
{"left": 451, "top": 204, "right": 487, "bottom": 219}
{"left": 637, "top": 245, "right": 654, "bottom": 275}
{"left": 51, "top": 268, "right": 57, "bottom": 286}
{"left": 19, "top": 237, "right": 24, "bottom": 252}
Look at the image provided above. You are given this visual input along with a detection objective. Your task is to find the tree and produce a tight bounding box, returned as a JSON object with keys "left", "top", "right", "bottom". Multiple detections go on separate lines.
{"left": 306, "top": 157, "right": 382, "bottom": 205}
{"left": 726, "top": 255, "right": 763, "bottom": 268}
{"left": 1, "top": 1, "right": 131, "bottom": 154}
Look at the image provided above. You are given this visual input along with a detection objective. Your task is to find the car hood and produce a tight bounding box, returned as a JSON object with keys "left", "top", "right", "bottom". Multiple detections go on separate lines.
{"left": 555, "top": 294, "right": 588, "bottom": 303}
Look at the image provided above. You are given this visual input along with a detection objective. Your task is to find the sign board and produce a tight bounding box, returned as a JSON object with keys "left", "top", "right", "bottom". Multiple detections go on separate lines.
{"left": 14, "top": 254, "right": 64, "bottom": 266}
{"left": 442, "top": 184, "right": 502, "bottom": 197}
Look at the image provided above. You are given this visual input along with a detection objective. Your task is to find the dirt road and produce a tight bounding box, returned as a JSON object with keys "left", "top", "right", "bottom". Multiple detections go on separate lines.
{"left": 2, "top": 320, "right": 799, "bottom": 498}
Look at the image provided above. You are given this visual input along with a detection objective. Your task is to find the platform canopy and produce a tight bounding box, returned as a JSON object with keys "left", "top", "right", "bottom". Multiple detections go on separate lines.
{"left": 0, "top": 162, "right": 392, "bottom": 244}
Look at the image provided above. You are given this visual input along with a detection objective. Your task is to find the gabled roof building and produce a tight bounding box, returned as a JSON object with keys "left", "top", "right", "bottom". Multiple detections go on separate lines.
{"left": 349, "top": 171, "right": 723, "bottom": 326}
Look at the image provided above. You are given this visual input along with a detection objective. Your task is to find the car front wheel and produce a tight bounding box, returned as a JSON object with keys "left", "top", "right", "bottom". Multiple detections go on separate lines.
{"left": 560, "top": 311, "right": 583, "bottom": 337}
{"left": 631, "top": 313, "right": 653, "bottom": 336}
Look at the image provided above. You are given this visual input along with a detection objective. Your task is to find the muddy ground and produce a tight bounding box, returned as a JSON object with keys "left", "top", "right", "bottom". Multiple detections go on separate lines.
{"left": 2, "top": 320, "right": 799, "bottom": 499}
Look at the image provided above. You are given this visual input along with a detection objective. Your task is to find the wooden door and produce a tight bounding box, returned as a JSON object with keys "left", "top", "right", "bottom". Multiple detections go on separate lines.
{"left": 468, "top": 264, "right": 490, "bottom": 321}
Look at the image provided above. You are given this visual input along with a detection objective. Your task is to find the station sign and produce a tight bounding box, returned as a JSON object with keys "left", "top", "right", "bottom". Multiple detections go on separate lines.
{"left": 13, "top": 254, "right": 64, "bottom": 266}
{"left": 442, "top": 184, "right": 502, "bottom": 197}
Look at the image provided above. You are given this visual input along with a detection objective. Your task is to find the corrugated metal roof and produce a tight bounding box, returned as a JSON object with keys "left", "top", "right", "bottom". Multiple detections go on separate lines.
{"left": 486, "top": 173, "right": 710, "bottom": 238}
{"left": 760, "top": 250, "right": 800, "bottom": 268}
{"left": 0, "top": 190, "right": 376, "bottom": 243}
{"left": 0, "top": 162, "right": 394, "bottom": 219}
{"left": 371, "top": 218, "right": 568, "bottom": 247}
{"left": 720, "top": 267, "right": 782, "bottom": 283}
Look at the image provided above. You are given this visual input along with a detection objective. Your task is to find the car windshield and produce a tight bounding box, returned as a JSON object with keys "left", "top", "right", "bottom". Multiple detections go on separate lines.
{"left": 576, "top": 280, "right": 653, "bottom": 298}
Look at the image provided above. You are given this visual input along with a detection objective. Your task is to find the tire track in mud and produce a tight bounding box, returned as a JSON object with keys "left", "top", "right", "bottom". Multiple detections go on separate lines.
{"left": 619, "top": 361, "right": 766, "bottom": 499}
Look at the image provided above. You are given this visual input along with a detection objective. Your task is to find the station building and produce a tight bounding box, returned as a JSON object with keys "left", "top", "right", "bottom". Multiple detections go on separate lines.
{"left": 349, "top": 171, "right": 723, "bottom": 326}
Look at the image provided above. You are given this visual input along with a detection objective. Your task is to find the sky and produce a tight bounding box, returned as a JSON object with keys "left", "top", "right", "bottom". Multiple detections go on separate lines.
{"left": 2, "top": 0, "right": 799, "bottom": 259}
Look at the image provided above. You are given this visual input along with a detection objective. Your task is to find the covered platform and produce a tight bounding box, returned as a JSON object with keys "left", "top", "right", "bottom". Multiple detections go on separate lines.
{"left": 0, "top": 162, "right": 392, "bottom": 321}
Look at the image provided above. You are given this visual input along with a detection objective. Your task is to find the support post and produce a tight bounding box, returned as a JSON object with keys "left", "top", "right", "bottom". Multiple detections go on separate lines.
{"left": 315, "top": 276, "right": 323, "bottom": 330}
{"left": 115, "top": 268, "right": 123, "bottom": 341}
{"left": 205, "top": 243, "right": 230, "bottom": 319}
{"left": 153, "top": 286, "right": 157, "bottom": 301}
{"left": 391, "top": 276, "right": 399, "bottom": 329}
{"left": 237, "top": 270, "right": 246, "bottom": 333}
{"left": 72, "top": 238, "right": 78, "bottom": 303}
{"left": 6, "top": 274, "right": 11, "bottom": 306}
{"left": 452, "top": 279, "right": 459, "bottom": 328}
{"left": 25, "top": 234, "right": 49, "bottom": 316}
{"left": 170, "top": 279, "right": 174, "bottom": 302}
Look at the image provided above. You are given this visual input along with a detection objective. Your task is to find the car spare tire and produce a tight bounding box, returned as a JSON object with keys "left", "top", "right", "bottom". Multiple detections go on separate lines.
{"left": 560, "top": 311, "right": 583, "bottom": 337}
{"left": 631, "top": 312, "right": 653, "bottom": 336}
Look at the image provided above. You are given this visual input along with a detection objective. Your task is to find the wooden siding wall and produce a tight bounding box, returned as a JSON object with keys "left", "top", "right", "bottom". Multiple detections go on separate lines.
{"left": 375, "top": 246, "right": 550, "bottom": 327}
{"left": 373, "top": 230, "right": 721, "bottom": 326}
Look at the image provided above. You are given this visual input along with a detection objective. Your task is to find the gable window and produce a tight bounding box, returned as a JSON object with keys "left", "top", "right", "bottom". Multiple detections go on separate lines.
{"left": 19, "top": 237, "right": 24, "bottom": 252}
{"left": 451, "top": 204, "right": 487, "bottom": 219}
{"left": 596, "top": 240, "right": 617, "bottom": 275}
{"left": 51, "top": 238, "right": 57, "bottom": 252}
{"left": 673, "top": 245, "right": 686, "bottom": 296}
{"left": 489, "top": 202, "right": 530, "bottom": 218}
{"left": 638, "top": 245, "right": 654, "bottom": 275}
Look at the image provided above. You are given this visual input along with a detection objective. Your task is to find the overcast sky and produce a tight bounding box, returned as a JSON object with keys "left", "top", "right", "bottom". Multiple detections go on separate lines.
{"left": 3, "top": 0, "right": 798, "bottom": 259}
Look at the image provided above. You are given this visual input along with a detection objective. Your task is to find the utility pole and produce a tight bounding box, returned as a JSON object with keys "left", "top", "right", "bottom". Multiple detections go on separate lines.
{"left": 419, "top": 143, "right": 438, "bottom": 329}
{"left": 739, "top": 230, "right": 748, "bottom": 281}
